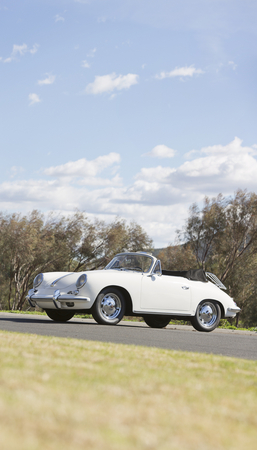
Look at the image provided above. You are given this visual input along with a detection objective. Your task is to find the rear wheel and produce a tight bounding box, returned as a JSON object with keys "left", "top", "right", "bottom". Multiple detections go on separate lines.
{"left": 191, "top": 300, "right": 221, "bottom": 332}
{"left": 45, "top": 309, "right": 74, "bottom": 322}
{"left": 92, "top": 288, "right": 125, "bottom": 325}
{"left": 143, "top": 315, "right": 171, "bottom": 328}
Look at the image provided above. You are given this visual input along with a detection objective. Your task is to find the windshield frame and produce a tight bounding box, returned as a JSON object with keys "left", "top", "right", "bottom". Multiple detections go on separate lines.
{"left": 105, "top": 252, "right": 156, "bottom": 274}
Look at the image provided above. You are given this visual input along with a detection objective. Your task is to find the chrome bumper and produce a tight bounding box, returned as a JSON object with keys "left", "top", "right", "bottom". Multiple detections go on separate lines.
{"left": 227, "top": 307, "right": 241, "bottom": 313}
{"left": 26, "top": 289, "right": 91, "bottom": 309}
{"left": 225, "top": 306, "right": 241, "bottom": 318}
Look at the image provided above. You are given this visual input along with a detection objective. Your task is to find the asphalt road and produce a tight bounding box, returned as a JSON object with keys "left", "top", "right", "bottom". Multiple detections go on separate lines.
{"left": 1, "top": 312, "right": 257, "bottom": 360}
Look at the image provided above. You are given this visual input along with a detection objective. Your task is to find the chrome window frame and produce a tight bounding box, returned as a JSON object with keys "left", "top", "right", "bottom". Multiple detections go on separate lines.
{"left": 152, "top": 259, "right": 162, "bottom": 275}
{"left": 105, "top": 252, "right": 155, "bottom": 274}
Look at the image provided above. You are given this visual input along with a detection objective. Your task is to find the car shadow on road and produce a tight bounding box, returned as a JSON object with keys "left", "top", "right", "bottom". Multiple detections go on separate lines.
{"left": 0, "top": 316, "right": 153, "bottom": 329}
{"left": 0, "top": 316, "right": 92, "bottom": 325}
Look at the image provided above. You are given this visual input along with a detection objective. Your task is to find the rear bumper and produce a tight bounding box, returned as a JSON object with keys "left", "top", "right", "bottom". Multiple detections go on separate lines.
{"left": 225, "top": 306, "right": 241, "bottom": 318}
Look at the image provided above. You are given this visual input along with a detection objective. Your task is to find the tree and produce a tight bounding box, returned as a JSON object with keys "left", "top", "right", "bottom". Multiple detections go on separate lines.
{"left": 0, "top": 211, "right": 65, "bottom": 310}
{"left": 174, "top": 189, "right": 257, "bottom": 326}
{"left": 158, "top": 244, "right": 197, "bottom": 271}
{"left": 0, "top": 210, "right": 152, "bottom": 310}
{"left": 181, "top": 194, "right": 226, "bottom": 272}
{"left": 69, "top": 217, "right": 153, "bottom": 271}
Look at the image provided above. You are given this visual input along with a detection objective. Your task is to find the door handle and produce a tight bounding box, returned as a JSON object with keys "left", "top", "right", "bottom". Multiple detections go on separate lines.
{"left": 182, "top": 286, "right": 189, "bottom": 290}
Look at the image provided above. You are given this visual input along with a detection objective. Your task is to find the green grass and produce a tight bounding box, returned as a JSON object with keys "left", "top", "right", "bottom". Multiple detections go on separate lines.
{"left": 0, "top": 331, "right": 257, "bottom": 450}
{"left": 218, "top": 319, "right": 257, "bottom": 332}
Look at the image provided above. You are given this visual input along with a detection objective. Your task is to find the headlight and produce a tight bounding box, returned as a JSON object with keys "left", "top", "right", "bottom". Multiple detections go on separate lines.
{"left": 76, "top": 274, "right": 87, "bottom": 289}
{"left": 33, "top": 273, "right": 43, "bottom": 289}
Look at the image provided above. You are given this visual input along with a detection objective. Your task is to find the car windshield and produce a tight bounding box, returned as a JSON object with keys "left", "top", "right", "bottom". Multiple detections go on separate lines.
{"left": 105, "top": 254, "right": 153, "bottom": 273}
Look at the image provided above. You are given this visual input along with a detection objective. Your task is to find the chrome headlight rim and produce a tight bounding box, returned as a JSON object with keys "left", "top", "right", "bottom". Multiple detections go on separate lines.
{"left": 76, "top": 274, "right": 87, "bottom": 289}
{"left": 33, "top": 273, "right": 44, "bottom": 289}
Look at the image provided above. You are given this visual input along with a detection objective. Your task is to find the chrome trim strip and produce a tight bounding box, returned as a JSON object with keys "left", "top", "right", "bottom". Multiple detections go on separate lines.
{"left": 50, "top": 273, "right": 73, "bottom": 287}
{"left": 26, "top": 289, "right": 36, "bottom": 307}
{"left": 133, "top": 310, "right": 194, "bottom": 316}
{"left": 30, "top": 296, "right": 91, "bottom": 302}
{"left": 28, "top": 298, "right": 36, "bottom": 308}
{"left": 57, "top": 296, "right": 91, "bottom": 302}
{"left": 53, "top": 289, "right": 61, "bottom": 300}
{"left": 53, "top": 299, "right": 61, "bottom": 309}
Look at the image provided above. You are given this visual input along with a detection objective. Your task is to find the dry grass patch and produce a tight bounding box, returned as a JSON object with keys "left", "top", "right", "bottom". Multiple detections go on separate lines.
{"left": 0, "top": 330, "right": 257, "bottom": 450}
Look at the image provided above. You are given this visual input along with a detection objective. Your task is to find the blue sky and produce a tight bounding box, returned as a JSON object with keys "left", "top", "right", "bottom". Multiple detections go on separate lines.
{"left": 1, "top": 0, "right": 257, "bottom": 247}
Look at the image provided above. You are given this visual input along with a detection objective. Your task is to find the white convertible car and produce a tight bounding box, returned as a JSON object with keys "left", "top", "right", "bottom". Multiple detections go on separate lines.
{"left": 27, "top": 251, "right": 240, "bottom": 332}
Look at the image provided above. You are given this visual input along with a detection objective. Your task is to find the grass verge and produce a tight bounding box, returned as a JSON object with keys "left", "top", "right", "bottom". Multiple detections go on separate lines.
{"left": 0, "top": 330, "right": 257, "bottom": 450}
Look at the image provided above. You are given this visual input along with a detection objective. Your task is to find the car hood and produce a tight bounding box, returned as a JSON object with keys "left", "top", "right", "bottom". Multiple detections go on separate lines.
{"left": 39, "top": 272, "right": 86, "bottom": 289}
{"left": 39, "top": 268, "right": 142, "bottom": 290}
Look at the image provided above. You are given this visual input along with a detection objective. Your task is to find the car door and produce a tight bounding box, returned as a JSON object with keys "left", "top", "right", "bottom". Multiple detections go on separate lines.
{"left": 140, "top": 273, "right": 191, "bottom": 312}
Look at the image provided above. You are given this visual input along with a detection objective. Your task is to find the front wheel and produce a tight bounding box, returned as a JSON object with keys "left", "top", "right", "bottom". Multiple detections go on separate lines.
{"left": 191, "top": 301, "right": 221, "bottom": 332}
{"left": 143, "top": 315, "right": 171, "bottom": 328}
{"left": 45, "top": 309, "right": 75, "bottom": 322}
{"left": 92, "top": 288, "right": 125, "bottom": 325}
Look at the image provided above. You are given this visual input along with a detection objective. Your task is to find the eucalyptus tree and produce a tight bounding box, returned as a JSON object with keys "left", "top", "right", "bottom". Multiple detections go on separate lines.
{"left": 0, "top": 210, "right": 152, "bottom": 310}
{"left": 159, "top": 190, "right": 257, "bottom": 326}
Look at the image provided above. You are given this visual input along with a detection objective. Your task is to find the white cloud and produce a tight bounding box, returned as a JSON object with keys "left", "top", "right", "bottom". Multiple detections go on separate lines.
{"left": 87, "top": 48, "right": 97, "bottom": 58}
{"left": 78, "top": 174, "right": 122, "bottom": 187}
{"left": 183, "top": 149, "right": 200, "bottom": 159}
{"left": 55, "top": 14, "right": 65, "bottom": 22}
{"left": 228, "top": 61, "right": 237, "bottom": 70}
{"left": 81, "top": 60, "right": 90, "bottom": 68}
{"left": 38, "top": 74, "right": 56, "bottom": 85}
{"left": 156, "top": 65, "right": 204, "bottom": 80}
{"left": 97, "top": 17, "right": 107, "bottom": 23}
{"left": 44, "top": 153, "right": 120, "bottom": 178}
{"left": 10, "top": 166, "right": 25, "bottom": 178}
{"left": 144, "top": 145, "right": 176, "bottom": 158}
{"left": 1, "top": 138, "right": 257, "bottom": 247}
{"left": 199, "top": 137, "right": 256, "bottom": 156}
{"left": 135, "top": 166, "right": 176, "bottom": 183}
{"left": 137, "top": 137, "right": 257, "bottom": 195}
{"left": 173, "top": 137, "right": 257, "bottom": 189}
{"left": 12, "top": 43, "right": 28, "bottom": 56}
{"left": 28, "top": 93, "right": 41, "bottom": 106}
{"left": 2, "top": 43, "right": 39, "bottom": 63}
{"left": 85, "top": 73, "right": 139, "bottom": 95}
{"left": 30, "top": 44, "right": 39, "bottom": 55}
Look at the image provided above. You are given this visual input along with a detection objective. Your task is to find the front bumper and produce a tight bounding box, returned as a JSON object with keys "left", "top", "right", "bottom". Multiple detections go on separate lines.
{"left": 27, "top": 289, "right": 91, "bottom": 310}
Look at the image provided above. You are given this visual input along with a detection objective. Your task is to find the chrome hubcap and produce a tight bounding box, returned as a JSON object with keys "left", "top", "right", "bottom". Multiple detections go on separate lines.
{"left": 100, "top": 294, "right": 121, "bottom": 320}
{"left": 199, "top": 302, "right": 217, "bottom": 328}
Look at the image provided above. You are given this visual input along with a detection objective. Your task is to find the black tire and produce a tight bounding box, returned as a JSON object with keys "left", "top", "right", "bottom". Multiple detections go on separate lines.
{"left": 45, "top": 309, "right": 75, "bottom": 322}
{"left": 92, "top": 288, "right": 125, "bottom": 325}
{"left": 191, "top": 300, "right": 221, "bottom": 332}
{"left": 143, "top": 315, "right": 171, "bottom": 328}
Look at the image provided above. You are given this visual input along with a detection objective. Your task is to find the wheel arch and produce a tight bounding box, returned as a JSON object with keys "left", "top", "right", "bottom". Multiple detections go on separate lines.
{"left": 95, "top": 285, "right": 133, "bottom": 316}
{"left": 217, "top": 300, "right": 225, "bottom": 319}
{"left": 196, "top": 298, "right": 225, "bottom": 318}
